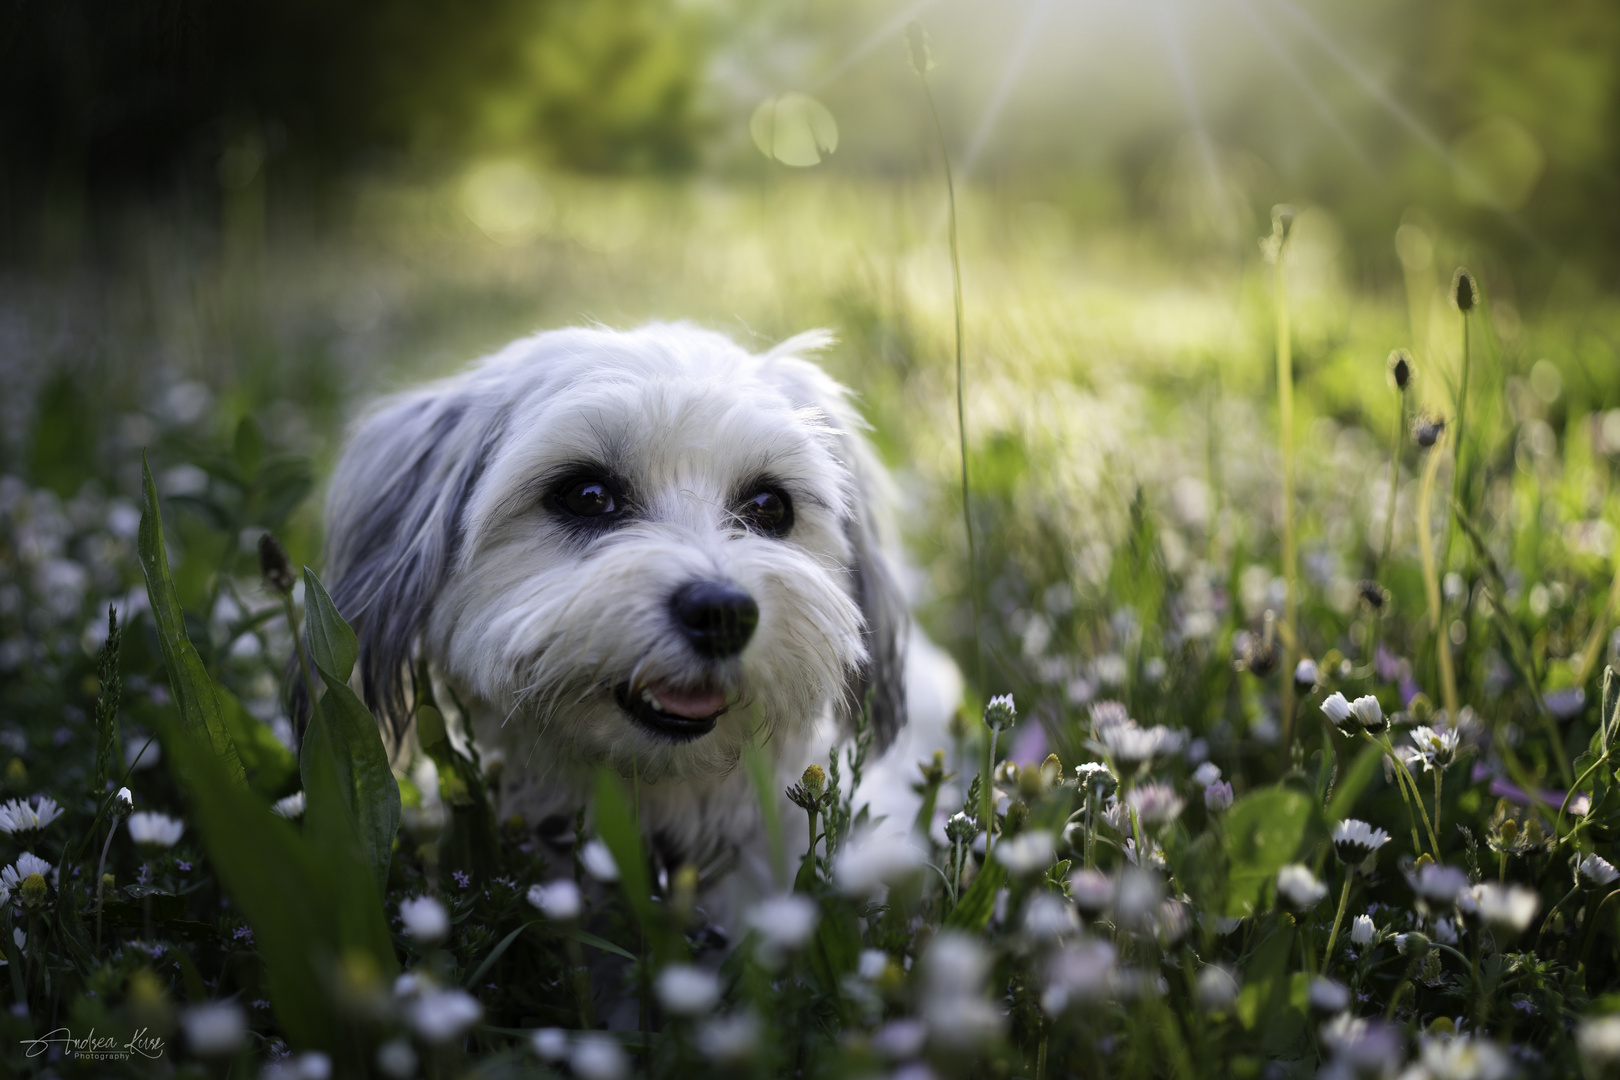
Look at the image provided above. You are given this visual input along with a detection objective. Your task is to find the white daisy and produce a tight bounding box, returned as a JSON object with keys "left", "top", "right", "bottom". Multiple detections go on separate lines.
{"left": 126, "top": 811, "right": 184, "bottom": 850}
{"left": 1320, "top": 692, "right": 1356, "bottom": 732}
{"left": 1409, "top": 726, "right": 1461, "bottom": 772}
{"left": 1126, "top": 783, "right": 1185, "bottom": 826}
{"left": 527, "top": 880, "right": 582, "bottom": 920}
{"left": 993, "top": 830, "right": 1056, "bottom": 875}
{"left": 1331, "top": 819, "right": 1392, "bottom": 865}
{"left": 654, "top": 964, "right": 720, "bottom": 1017}
{"left": 1276, "top": 864, "right": 1327, "bottom": 910}
{"left": 399, "top": 895, "right": 450, "bottom": 944}
{"left": 0, "top": 796, "right": 64, "bottom": 834}
{"left": 1465, "top": 883, "right": 1538, "bottom": 933}
{"left": 1578, "top": 854, "right": 1619, "bottom": 890}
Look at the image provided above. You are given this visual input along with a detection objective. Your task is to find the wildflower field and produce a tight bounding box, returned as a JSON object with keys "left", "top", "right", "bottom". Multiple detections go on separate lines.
{"left": 5, "top": 12, "right": 1620, "bottom": 1075}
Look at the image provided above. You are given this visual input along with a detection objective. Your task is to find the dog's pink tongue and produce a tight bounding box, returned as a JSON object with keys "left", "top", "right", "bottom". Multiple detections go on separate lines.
{"left": 654, "top": 685, "right": 727, "bottom": 719}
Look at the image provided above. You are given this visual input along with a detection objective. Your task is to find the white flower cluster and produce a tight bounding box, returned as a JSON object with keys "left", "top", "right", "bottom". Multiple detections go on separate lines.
{"left": 0, "top": 796, "right": 63, "bottom": 834}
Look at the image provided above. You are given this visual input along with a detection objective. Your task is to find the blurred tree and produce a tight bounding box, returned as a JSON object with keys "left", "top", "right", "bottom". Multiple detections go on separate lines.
{"left": 0, "top": 0, "right": 717, "bottom": 254}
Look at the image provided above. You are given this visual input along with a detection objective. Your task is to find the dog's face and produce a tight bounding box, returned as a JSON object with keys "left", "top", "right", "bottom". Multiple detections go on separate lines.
{"left": 324, "top": 325, "right": 904, "bottom": 783}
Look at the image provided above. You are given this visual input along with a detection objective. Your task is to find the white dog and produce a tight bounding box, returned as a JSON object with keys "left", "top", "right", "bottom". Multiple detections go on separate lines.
{"left": 322, "top": 323, "right": 951, "bottom": 893}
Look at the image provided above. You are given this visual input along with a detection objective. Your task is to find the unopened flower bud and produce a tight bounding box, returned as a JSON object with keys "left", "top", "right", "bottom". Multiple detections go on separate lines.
{"left": 258, "top": 534, "right": 296, "bottom": 594}
{"left": 1272, "top": 204, "right": 1296, "bottom": 243}
{"left": 1398, "top": 931, "right": 1430, "bottom": 957}
{"left": 905, "top": 20, "right": 934, "bottom": 75}
{"left": 1452, "top": 268, "right": 1477, "bottom": 313}
{"left": 1412, "top": 413, "right": 1446, "bottom": 448}
{"left": 114, "top": 787, "right": 134, "bottom": 817}
{"left": 801, "top": 765, "right": 826, "bottom": 801}
{"left": 1388, "top": 349, "right": 1415, "bottom": 391}
{"left": 984, "top": 694, "right": 1016, "bottom": 731}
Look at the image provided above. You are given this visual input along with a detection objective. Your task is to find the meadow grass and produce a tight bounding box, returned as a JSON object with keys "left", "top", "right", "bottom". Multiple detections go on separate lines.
{"left": 0, "top": 173, "right": 1619, "bottom": 1077}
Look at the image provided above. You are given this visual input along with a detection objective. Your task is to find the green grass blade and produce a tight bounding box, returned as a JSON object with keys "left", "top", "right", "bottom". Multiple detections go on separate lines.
{"left": 153, "top": 706, "right": 338, "bottom": 1050}
{"left": 742, "top": 741, "right": 786, "bottom": 888}
{"left": 464, "top": 921, "right": 536, "bottom": 988}
{"left": 137, "top": 456, "right": 246, "bottom": 786}
{"left": 592, "top": 768, "right": 654, "bottom": 932}
{"left": 299, "top": 567, "right": 403, "bottom": 898}
{"left": 944, "top": 859, "right": 1005, "bottom": 929}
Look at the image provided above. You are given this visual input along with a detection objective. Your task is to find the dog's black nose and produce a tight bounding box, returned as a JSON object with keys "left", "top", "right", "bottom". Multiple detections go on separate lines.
{"left": 671, "top": 581, "right": 759, "bottom": 657}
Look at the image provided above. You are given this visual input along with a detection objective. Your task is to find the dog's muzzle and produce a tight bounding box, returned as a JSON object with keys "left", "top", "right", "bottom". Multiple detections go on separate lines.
{"left": 613, "top": 580, "right": 758, "bottom": 741}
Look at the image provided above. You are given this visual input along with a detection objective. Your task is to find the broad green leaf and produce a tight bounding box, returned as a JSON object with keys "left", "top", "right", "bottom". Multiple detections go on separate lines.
{"left": 592, "top": 769, "right": 656, "bottom": 936}
{"left": 298, "top": 710, "right": 401, "bottom": 968}
{"left": 152, "top": 705, "right": 341, "bottom": 1051}
{"left": 219, "top": 685, "right": 298, "bottom": 798}
{"left": 742, "top": 741, "right": 787, "bottom": 889}
{"left": 808, "top": 897, "right": 862, "bottom": 996}
{"left": 415, "top": 668, "right": 501, "bottom": 879}
{"left": 1222, "top": 787, "right": 1324, "bottom": 917}
{"left": 299, "top": 567, "right": 402, "bottom": 898}
{"left": 137, "top": 457, "right": 246, "bottom": 786}
{"left": 301, "top": 680, "right": 402, "bottom": 898}
{"left": 234, "top": 415, "right": 265, "bottom": 480}
{"left": 1235, "top": 921, "right": 1294, "bottom": 1031}
{"left": 302, "top": 567, "right": 359, "bottom": 685}
{"left": 945, "top": 859, "right": 1005, "bottom": 929}
{"left": 1325, "top": 742, "right": 1385, "bottom": 823}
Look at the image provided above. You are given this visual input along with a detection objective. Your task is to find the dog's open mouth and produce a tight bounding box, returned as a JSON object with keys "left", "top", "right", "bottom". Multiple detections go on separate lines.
{"left": 614, "top": 681, "right": 728, "bottom": 740}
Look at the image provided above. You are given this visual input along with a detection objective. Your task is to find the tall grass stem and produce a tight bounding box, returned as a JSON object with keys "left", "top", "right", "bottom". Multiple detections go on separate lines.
{"left": 1417, "top": 438, "right": 1460, "bottom": 721}
{"left": 915, "top": 60, "right": 984, "bottom": 700}
{"left": 1274, "top": 232, "right": 1299, "bottom": 746}
{"left": 1379, "top": 390, "right": 1406, "bottom": 570}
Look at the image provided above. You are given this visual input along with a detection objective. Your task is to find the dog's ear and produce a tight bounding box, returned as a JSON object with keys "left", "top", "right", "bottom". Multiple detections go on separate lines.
{"left": 765, "top": 332, "right": 909, "bottom": 752}
{"left": 319, "top": 386, "right": 501, "bottom": 741}
{"left": 839, "top": 462, "right": 909, "bottom": 752}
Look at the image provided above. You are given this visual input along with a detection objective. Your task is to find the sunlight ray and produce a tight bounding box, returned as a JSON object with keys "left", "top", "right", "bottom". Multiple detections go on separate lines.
{"left": 1232, "top": 0, "right": 1377, "bottom": 176}
{"left": 1147, "top": 0, "right": 1232, "bottom": 238}
{"left": 1258, "top": 0, "right": 1542, "bottom": 244}
{"left": 960, "top": 0, "right": 1057, "bottom": 181}
{"left": 810, "top": 0, "right": 947, "bottom": 92}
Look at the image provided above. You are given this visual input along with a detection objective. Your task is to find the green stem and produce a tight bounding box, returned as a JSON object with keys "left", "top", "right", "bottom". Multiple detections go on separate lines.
{"left": 1416, "top": 437, "right": 1460, "bottom": 722}
{"left": 1275, "top": 239, "right": 1298, "bottom": 749}
{"left": 94, "top": 818, "right": 118, "bottom": 956}
{"left": 1379, "top": 390, "right": 1407, "bottom": 570}
{"left": 1556, "top": 755, "right": 1607, "bottom": 841}
{"left": 1580, "top": 888, "right": 1620, "bottom": 965}
{"left": 917, "top": 68, "right": 983, "bottom": 699}
{"left": 1434, "top": 768, "right": 1444, "bottom": 848}
{"left": 282, "top": 592, "right": 318, "bottom": 710}
{"left": 1363, "top": 732, "right": 1422, "bottom": 856}
{"left": 1382, "top": 735, "right": 1441, "bottom": 856}
{"left": 1470, "top": 928, "right": 1485, "bottom": 1029}
{"left": 1536, "top": 884, "right": 1582, "bottom": 946}
{"left": 1323, "top": 873, "right": 1353, "bottom": 970}
{"left": 1446, "top": 310, "right": 1471, "bottom": 568}
{"left": 983, "top": 725, "right": 999, "bottom": 858}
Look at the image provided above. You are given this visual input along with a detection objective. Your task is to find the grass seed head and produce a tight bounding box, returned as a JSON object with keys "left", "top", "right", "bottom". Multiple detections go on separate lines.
{"left": 1453, "top": 267, "right": 1478, "bottom": 312}
{"left": 1388, "top": 349, "right": 1415, "bottom": 391}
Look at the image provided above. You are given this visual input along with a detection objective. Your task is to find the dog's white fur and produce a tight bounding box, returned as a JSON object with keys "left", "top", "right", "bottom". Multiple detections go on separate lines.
{"left": 323, "top": 323, "right": 933, "bottom": 884}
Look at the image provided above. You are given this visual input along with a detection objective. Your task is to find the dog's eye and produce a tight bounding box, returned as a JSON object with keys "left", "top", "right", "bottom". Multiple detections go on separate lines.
{"left": 738, "top": 488, "right": 792, "bottom": 536}
{"left": 558, "top": 479, "right": 619, "bottom": 519}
